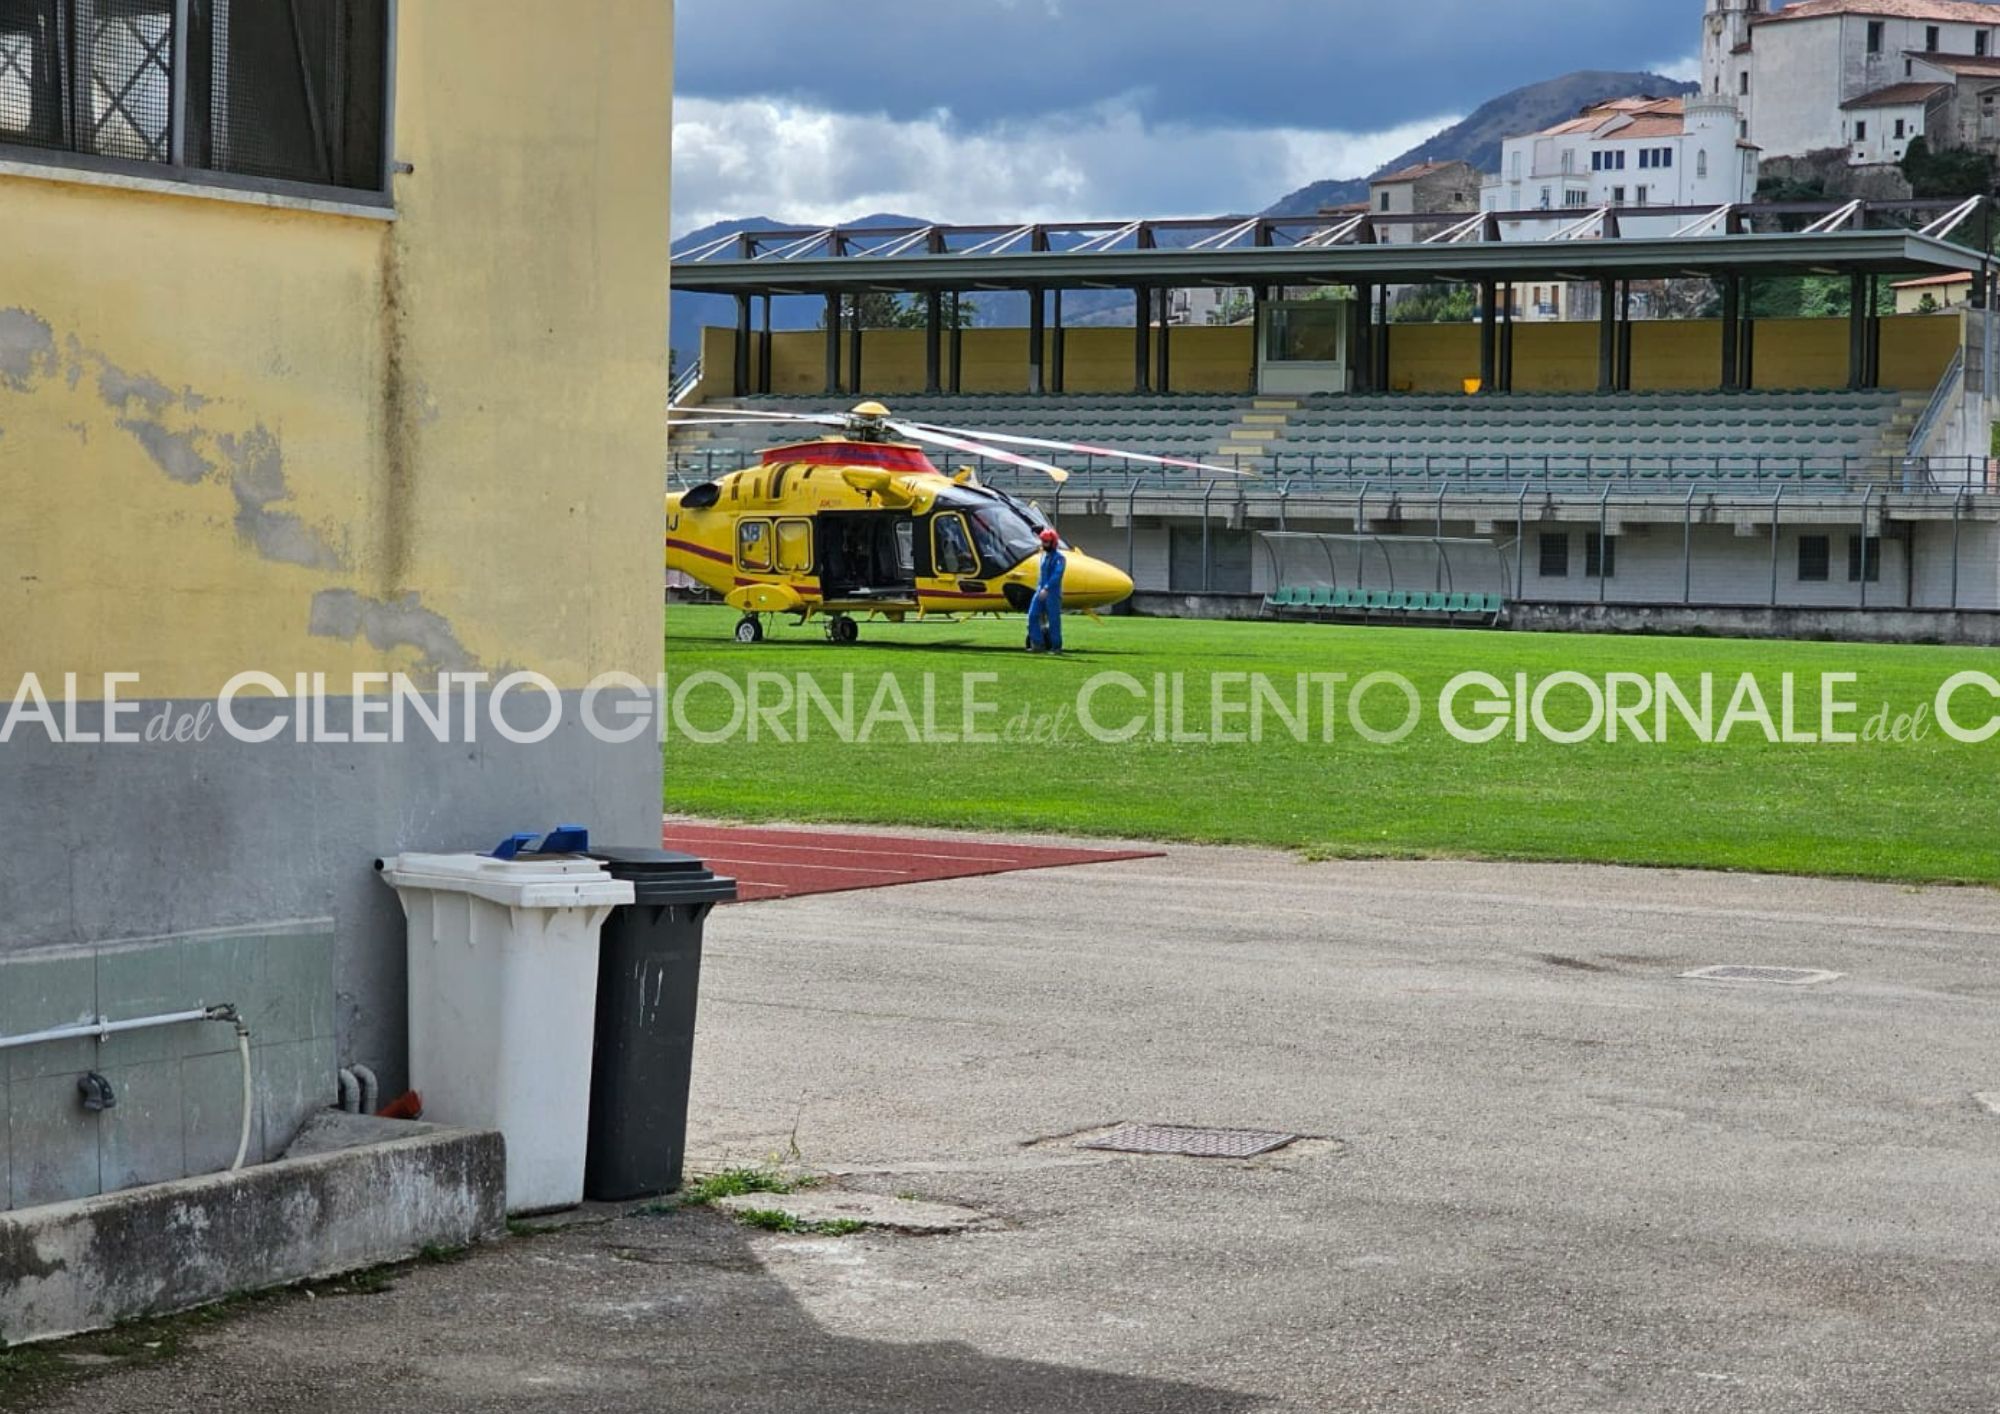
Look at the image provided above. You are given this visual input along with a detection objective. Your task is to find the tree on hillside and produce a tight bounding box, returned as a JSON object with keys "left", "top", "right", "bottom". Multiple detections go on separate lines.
{"left": 1389, "top": 285, "right": 1477, "bottom": 323}
{"left": 817, "top": 293, "right": 980, "bottom": 330}
{"left": 1900, "top": 137, "right": 1995, "bottom": 200}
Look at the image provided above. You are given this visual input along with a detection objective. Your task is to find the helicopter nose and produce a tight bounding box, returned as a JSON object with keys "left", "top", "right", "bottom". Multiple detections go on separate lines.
{"left": 1061, "top": 553, "right": 1135, "bottom": 609}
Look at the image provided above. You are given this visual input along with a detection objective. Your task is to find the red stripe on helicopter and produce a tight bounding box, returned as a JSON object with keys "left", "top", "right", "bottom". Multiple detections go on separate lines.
{"left": 667, "top": 537, "right": 733, "bottom": 565}
{"left": 735, "top": 577, "right": 821, "bottom": 600}
{"left": 760, "top": 441, "right": 939, "bottom": 473}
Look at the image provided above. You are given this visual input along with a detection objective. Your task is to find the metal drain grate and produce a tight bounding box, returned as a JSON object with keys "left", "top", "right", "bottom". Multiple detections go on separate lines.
{"left": 1682, "top": 965, "right": 1845, "bottom": 986}
{"left": 1077, "top": 1125, "right": 1300, "bottom": 1159}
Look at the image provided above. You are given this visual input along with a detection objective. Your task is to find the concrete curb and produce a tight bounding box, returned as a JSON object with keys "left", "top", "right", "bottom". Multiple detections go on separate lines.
{"left": 0, "top": 1118, "right": 505, "bottom": 1345}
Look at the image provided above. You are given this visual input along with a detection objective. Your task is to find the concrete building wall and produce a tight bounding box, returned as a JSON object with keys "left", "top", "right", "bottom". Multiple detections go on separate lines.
{"left": 1747, "top": 17, "right": 1850, "bottom": 157}
{"left": 1843, "top": 99, "right": 1935, "bottom": 165}
{"left": 0, "top": 2, "right": 672, "bottom": 1208}
{"left": 1100, "top": 507, "right": 2000, "bottom": 614}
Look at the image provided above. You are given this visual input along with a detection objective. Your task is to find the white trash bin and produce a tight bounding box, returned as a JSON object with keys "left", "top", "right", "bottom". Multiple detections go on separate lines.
{"left": 378, "top": 852, "right": 633, "bottom": 1213}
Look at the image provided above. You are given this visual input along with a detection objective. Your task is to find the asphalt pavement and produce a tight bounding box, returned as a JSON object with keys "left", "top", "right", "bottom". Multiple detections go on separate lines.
{"left": 38, "top": 841, "right": 2000, "bottom": 1413}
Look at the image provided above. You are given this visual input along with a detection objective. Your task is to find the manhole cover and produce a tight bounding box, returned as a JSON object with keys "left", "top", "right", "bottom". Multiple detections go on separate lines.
{"left": 1077, "top": 1125, "right": 1300, "bottom": 1158}
{"left": 1681, "top": 965, "right": 1844, "bottom": 986}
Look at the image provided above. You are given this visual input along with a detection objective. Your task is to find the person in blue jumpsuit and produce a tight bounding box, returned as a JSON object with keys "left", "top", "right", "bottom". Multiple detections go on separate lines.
{"left": 1027, "top": 528, "right": 1065, "bottom": 653}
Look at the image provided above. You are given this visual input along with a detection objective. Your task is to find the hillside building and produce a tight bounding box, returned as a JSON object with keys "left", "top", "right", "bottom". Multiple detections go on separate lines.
{"left": 1481, "top": 95, "right": 1759, "bottom": 231}
{"left": 1708, "top": 0, "right": 2000, "bottom": 167}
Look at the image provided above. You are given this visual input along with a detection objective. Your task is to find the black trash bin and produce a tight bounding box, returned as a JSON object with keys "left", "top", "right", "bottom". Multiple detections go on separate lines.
{"left": 583, "top": 847, "right": 736, "bottom": 1201}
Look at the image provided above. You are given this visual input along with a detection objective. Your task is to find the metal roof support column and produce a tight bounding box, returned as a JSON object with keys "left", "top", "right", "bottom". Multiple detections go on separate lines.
{"left": 1028, "top": 286, "right": 1046, "bottom": 395}
{"left": 847, "top": 295, "right": 865, "bottom": 395}
{"left": 1053, "top": 290, "right": 1067, "bottom": 394}
{"left": 1866, "top": 275, "right": 1882, "bottom": 388}
{"left": 1740, "top": 278, "right": 1756, "bottom": 391}
{"left": 1157, "top": 290, "right": 1173, "bottom": 394}
{"left": 949, "top": 293, "right": 964, "bottom": 394}
{"left": 1251, "top": 284, "right": 1270, "bottom": 394}
{"left": 1354, "top": 281, "right": 1374, "bottom": 395}
{"left": 1617, "top": 281, "right": 1634, "bottom": 392}
{"left": 1720, "top": 276, "right": 1740, "bottom": 392}
{"left": 1597, "top": 276, "right": 1616, "bottom": 393}
{"left": 758, "top": 295, "right": 774, "bottom": 393}
{"left": 1499, "top": 282, "right": 1516, "bottom": 394}
{"left": 1134, "top": 288, "right": 1152, "bottom": 393}
{"left": 1848, "top": 272, "right": 1868, "bottom": 390}
{"left": 1376, "top": 285, "right": 1392, "bottom": 392}
{"left": 1478, "top": 279, "right": 1497, "bottom": 394}
{"left": 824, "top": 293, "right": 842, "bottom": 397}
{"left": 733, "top": 294, "right": 752, "bottom": 398}
{"left": 924, "top": 292, "right": 943, "bottom": 394}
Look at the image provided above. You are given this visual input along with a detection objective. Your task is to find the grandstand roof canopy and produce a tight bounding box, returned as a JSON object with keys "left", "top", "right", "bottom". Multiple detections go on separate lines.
{"left": 672, "top": 200, "right": 1992, "bottom": 299}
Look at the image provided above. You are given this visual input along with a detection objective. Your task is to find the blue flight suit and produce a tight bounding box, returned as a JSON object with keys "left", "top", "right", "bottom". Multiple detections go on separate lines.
{"left": 1028, "top": 544, "right": 1065, "bottom": 652}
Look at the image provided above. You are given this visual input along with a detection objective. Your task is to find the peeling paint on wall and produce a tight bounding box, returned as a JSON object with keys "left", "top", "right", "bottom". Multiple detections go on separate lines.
{"left": 0, "top": 309, "right": 58, "bottom": 392}
{"left": 307, "top": 590, "right": 479, "bottom": 679}
{"left": 117, "top": 419, "right": 217, "bottom": 485}
{"left": 220, "top": 428, "right": 345, "bottom": 571}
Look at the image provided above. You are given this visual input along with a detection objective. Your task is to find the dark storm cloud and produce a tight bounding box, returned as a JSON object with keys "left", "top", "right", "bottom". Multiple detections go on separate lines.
{"left": 675, "top": 0, "right": 1692, "bottom": 132}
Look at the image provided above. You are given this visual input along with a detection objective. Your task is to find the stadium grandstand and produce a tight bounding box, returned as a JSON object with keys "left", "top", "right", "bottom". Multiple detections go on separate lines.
{"left": 670, "top": 199, "right": 2000, "bottom": 631}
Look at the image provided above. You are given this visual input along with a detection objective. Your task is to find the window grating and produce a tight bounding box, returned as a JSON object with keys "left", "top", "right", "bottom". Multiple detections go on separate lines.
{"left": 0, "top": 0, "right": 386, "bottom": 193}
{"left": 78, "top": 0, "right": 174, "bottom": 163}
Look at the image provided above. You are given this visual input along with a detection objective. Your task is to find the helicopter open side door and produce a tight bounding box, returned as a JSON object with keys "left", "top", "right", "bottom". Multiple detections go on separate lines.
{"left": 816, "top": 511, "right": 918, "bottom": 604}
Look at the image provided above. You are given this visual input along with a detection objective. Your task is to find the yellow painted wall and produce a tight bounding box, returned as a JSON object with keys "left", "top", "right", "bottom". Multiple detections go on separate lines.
{"left": 1380, "top": 315, "right": 1954, "bottom": 394}
{"left": 694, "top": 314, "right": 1953, "bottom": 403}
{"left": 695, "top": 324, "right": 1259, "bottom": 402}
{"left": 0, "top": 1, "right": 672, "bottom": 700}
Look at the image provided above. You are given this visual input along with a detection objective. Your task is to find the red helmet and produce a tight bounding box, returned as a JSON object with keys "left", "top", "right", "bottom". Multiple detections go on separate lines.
{"left": 1039, "top": 528, "right": 1060, "bottom": 547}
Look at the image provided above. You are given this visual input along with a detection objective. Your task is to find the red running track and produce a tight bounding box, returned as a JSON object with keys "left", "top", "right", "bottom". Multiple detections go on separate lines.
{"left": 659, "top": 822, "right": 1163, "bottom": 904}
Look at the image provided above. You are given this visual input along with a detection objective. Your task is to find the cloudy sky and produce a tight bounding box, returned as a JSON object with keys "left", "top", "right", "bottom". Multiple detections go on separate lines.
{"left": 672, "top": 1, "right": 1705, "bottom": 237}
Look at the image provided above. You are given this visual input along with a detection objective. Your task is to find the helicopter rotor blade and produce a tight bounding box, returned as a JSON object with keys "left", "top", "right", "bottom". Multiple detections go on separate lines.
{"left": 902, "top": 421, "right": 1250, "bottom": 476}
{"left": 672, "top": 408, "right": 848, "bottom": 425}
{"left": 667, "top": 417, "right": 837, "bottom": 430}
{"left": 882, "top": 420, "right": 1071, "bottom": 484}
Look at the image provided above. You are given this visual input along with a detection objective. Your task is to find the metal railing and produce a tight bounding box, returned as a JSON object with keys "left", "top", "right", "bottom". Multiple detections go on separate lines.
{"left": 667, "top": 449, "right": 1997, "bottom": 494}
{"left": 669, "top": 358, "right": 705, "bottom": 408}
{"left": 1904, "top": 350, "right": 1964, "bottom": 467}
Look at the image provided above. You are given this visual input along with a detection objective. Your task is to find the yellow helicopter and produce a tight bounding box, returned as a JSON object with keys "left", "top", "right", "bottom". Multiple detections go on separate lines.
{"left": 665, "top": 401, "right": 1240, "bottom": 644}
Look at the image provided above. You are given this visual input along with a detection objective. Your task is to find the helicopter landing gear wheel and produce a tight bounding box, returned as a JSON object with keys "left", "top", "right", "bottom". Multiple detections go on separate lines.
{"left": 825, "top": 614, "right": 860, "bottom": 645}
{"left": 734, "top": 615, "right": 764, "bottom": 645}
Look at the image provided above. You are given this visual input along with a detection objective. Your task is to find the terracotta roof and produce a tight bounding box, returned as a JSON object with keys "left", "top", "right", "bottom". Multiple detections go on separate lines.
{"left": 1908, "top": 49, "right": 2000, "bottom": 74}
{"left": 1616, "top": 115, "right": 1688, "bottom": 138}
{"left": 1892, "top": 271, "right": 1974, "bottom": 286}
{"left": 1531, "top": 96, "right": 1685, "bottom": 140}
{"left": 1843, "top": 80, "right": 1954, "bottom": 106}
{"left": 1759, "top": 0, "right": 2000, "bottom": 23}
{"left": 1372, "top": 160, "right": 1465, "bottom": 185}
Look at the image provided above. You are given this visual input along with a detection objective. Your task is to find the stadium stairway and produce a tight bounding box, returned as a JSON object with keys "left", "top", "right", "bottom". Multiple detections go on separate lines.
{"left": 1216, "top": 398, "right": 1299, "bottom": 461}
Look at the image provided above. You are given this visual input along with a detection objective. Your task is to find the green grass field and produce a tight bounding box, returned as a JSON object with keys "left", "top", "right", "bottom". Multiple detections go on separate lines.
{"left": 662, "top": 604, "right": 2000, "bottom": 884}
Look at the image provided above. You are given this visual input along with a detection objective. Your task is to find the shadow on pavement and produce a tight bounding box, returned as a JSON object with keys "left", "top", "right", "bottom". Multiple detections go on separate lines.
{"left": 34, "top": 1208, "right": 1268, "bottom": 1414}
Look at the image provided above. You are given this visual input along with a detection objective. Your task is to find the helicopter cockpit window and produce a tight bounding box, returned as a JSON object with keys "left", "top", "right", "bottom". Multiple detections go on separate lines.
{"left": 738, "top": 519, "right": 773, "bottom": 572}
{"left": 775, "top": 519, "right": 812, "bottom": 574}
{"left": 968, "top": 505, "right": 1044, "bottom": 568}
{"left": 894, "top": 521, "right": 915, "bottom": 575}
{"left": 934, "top": 514, "right": 979, "bottom": 577}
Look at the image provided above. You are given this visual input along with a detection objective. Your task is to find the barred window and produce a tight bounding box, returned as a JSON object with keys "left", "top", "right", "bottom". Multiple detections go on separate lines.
{"left": 0, "top": 0, "right": 389, "bottom": 195}
{"left": 1798, "top": 535, "right": 1830, "bottom": 583}
{"left": 1538, "top": 533, "right": 1569, "bottom": 578}
{"left": 1584, "top": 531, "right": 1615, "bottom": 580}
{"left": 1847, "top": 535, "right": 1881, "bottom": 584}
